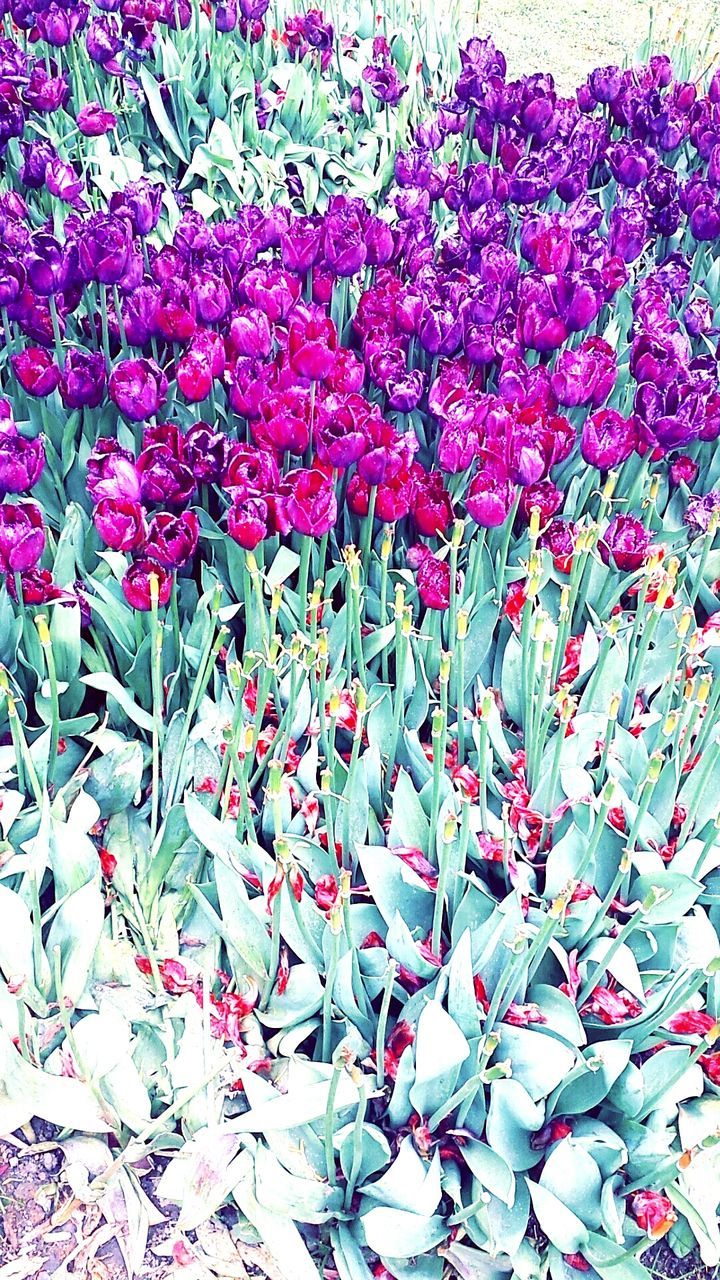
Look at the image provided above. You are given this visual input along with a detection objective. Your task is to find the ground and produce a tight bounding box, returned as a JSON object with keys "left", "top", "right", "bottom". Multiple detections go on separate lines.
{"left": 463, "top": 0, "right": 720, "bottom": 91}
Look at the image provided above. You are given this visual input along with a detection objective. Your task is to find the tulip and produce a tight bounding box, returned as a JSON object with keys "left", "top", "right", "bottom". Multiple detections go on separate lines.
{"left": 628, "top": 1192, "right": 677, "bottom": 1240}
{"left": 410, "top": 545, "right": 451, "bottom": 610}
{"left": 0, "top": 500, "right": 45, "bottom": 573}
{"left": 93, "top": 498, "right": 147, "bottom": 552}
{"left": 280, "top": 216, "right": 323, "bottom": 275}
{"left": 87, "top": 441, "right": 141, "bottom": 505}
{"left": 45, "top": 158, "right": 86, "bottom": 206}
{"left": 288, "top": 305, "right": 338, "bottom": 381}
{"left": 669, "top": 455, "right": 698, "bottom": 488}
{"left": 109, "top": 179, "right": 164, "bottom": 236}
{"left": 145, "top": 511, "right": 200, "bottom": 567}
{"left": 121, "top": 560, "right": 172, "bottom": 611}
{"left": 666, "top": 1010, "right": 716, "bottom": 1035}
{"left": 281, "top": 468, "right": 337, "bottom": 537}
{"left": 229, "top": 307, "right": 273, "bottom": 360}
{"left": 60, "top": 350, "right": 107, "bottom": 410}
{"left": 176, "top": 346, "right": 214, "bottom": 403}
{"left": 363, "top": 64, "right": 408, "bottom": 107}
{"left": 137, "top": 447, "right": 196, "bottom": 509}
{"left": 78, "top": 213, "right": 134, "bottom": 285}
{"left": 225, "top": 444, "right": 279, "bottom": 494}
{"left": 77, "top": 102, "right": 117, "bottom": 136}
{"left": 599, "top": 515, "right": 651, "bottom": 573}
{"left": 227, "top": 493, "right": 268, "bottom": 549}
{"left": 581, "top": 409, "right": 637, "bottom": 470}
{"left": 323, "top": 197, "right": 367, "bottom": 277}
{"left": 184, "top": 424, "right": 228, "bottom": 485}
{"left": 0, "top": 426, "right": 45, "bottom": 495}
{"left": 109, "top": 358, "right": 168, "bottom": 422}
{"left": 6, "top": 566, "right": 62, "bottom": 607}
{"left": 551, "top": 337, "right": 617, "bottom": 408}
{"left": 413, "top": 471, "right": 454, "bottom": 536}
{"left": 12, "top": 348, "right": 60, "bottom": 398}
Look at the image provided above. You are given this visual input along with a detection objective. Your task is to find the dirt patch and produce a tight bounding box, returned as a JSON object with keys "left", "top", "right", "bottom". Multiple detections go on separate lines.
{"left": 459, "top": 0, "right": 720, "bottom": 92}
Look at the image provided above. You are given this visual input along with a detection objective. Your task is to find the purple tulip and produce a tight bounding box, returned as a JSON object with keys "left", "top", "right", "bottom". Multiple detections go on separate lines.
{"left": 599, "top": 514, "right": 651, "bottom": 573}
{"left": 77, "top": 102, "right": 117, "bottom": 137}
{"left": 87, "top": 441, "right": 142, "bottom": 505}
{"left": 109, "top": 179, "right": 164, "bottom": 237}
{"left": 0, "top": 500, "right": 45, "bottom": 573}
{"left": 109, "top": 359, "right": 168, "bottom": 422}
{"left": 60, "top": 350, "right": 107, "bottom": 410}
{"left": 323, "top": 197, "right": 368, "bottom": 277}
{"left": 78, "top": 214, "right": 134, "bottom": 286}
{"left": 551, "top": 337, "right": 617, "bottom": 409}
{"left": 184, "top": 423, "right": 229, "bottom": 484}
{"left": 581, "top": 409, "right": 637, "bottom": 471}
{"left": 466, "top": 464, "right": 515, "bottom": 528}
{"left": 93, "top": 498, "right": 147, "bottom": 551}
{"left": 137, "top": 447, "right": 196, "bottom": 508}
{"left": 363, "top": 64, "right": 408, "bottom": 107}
{"left": 0, "top": 426, "right": 44, "bottom": 495}
{"left": 145, "top": 511, "right": 199, "bottom": 567}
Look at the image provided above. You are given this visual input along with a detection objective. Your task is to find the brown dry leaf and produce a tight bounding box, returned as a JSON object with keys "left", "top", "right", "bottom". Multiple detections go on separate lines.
{"left": 234, "top": 1241, "right": 295, "bottom": 1280}
{"left": 0, "top": 1260, "right": 45, "bottom": 1280}
{"left": 193, "top": 1221, "right": 251, "bottom": 1278}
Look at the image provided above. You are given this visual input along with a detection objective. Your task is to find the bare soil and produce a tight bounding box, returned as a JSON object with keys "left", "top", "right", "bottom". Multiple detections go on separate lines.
{"left": 460, "top": 0, "right": 720, "bottom": 92}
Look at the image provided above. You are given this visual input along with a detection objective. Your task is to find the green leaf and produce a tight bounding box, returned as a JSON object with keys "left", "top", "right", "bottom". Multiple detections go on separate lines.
{"left": 85, "top": 741, "right": 143, "bottom": 817}
{"left": 409, "top": 1001, "right": 470, "bottom": 1119}
{"left": 485, "top": 1079, "right": 545, "bottom": 1172}
{"left": 80, "top": 673, "right": 154, "bottom": 733}
{"left": 138, "top": 67, "right": 190, "bottom": 163}
{"left": 526, "top": 1179, "right": 590, "bottom": 1253}
{"left": 361, "top": 1207, "right": 448, "bottom": 1259}
{"left": 539, "top": 1139, "right": 602, "bottom": 1228}
{"left": 0, "top": 1024, "right": 111, "bottom": 1134}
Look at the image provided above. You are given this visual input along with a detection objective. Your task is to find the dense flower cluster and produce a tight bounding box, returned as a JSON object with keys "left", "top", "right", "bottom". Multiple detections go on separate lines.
{"left": 0, "top": 5, "right": 719, "bottom": 1279}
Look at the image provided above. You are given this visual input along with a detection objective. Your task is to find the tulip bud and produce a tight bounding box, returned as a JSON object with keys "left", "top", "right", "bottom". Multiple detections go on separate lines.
{"left": 401, "top": 606, "right": 412, "bottom": 639}
{"left": 394, "top": 584, "right": 405, "bottom": 618}
{"left": 318, "top": 630, "right": 329, "bottom": 661}
{"left": 480, "top": 691, "right": 493, "bottom": 718}
{"left": 432, "top": 708, "right": 445, "bottom": 740}
{"left": 439, "top": 652, "right": 451, "bottom": 685}
{"left": 271, "top": 585, "right": 283, "bottom": 617}
{"left": 321, "top": 769, "right": 332, "bottom": 795}
{"left": 457, "top": 610, "right": 469, "bottom": 642}
{"left": 227, "top": 661, "right": 242, "bottom": 690}
{"left": 451, "top": 518, "right": 464, "bottom": 549}
{"left": 559, "top": 586, "right": 570, "bottom": 620}
{"left": 381, "top": 526, "right": 393, "bottom": 562}
{"left": 328, "top": 689, "right": 341, "bottom": 718}
{"left": 608, "top": 692, "right": 621, "bottom": 720}
{"left": 529, "top": 505, "right": 541, "bottom": 542}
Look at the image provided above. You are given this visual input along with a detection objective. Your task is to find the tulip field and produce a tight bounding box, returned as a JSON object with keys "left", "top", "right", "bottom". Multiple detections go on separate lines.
{"left": 1, "top": 0, "right": 720, "bottom": 1275}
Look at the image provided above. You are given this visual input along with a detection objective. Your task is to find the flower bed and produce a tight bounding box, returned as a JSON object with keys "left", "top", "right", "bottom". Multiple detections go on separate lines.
{"left": 0, "top": 1, "right": 719, "bottom": 1276}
